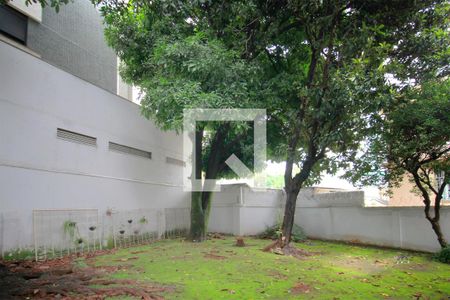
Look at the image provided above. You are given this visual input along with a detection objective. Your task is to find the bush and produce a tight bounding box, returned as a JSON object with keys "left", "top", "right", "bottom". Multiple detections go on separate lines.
{"left": 434, "top": 246, "right": 450, "bottom": 264}
{"left": 258, "top": 223, "right": 307, "bottom": 242}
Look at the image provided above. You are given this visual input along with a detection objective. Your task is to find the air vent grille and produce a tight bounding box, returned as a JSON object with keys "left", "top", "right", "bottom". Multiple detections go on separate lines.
{"left": 166, "top": 157, "right": 186, "bottom": 166}
{"left": 109, "top": 142, "right": 152, "bottom": 159}
{"left": 57, "top": 128, "right": 97, "bottom": 146}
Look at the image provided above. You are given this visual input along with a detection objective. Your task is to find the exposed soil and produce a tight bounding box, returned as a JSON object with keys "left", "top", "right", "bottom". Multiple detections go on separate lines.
{"left": 208, "top": 233, "right": 226, "bottom": 240}
{"left": 203, "top": 251, "right": 227, "bottom": 260}
{"left": 290, "top": 282, "right": 311, "bottom": 294}
{"left": 333, "top": 256, "right": 392, "bottom": 274}
{"left": 263, "top": 241, "right": 316, "bottom": 259}
{"left": 0, "top": 251, "right": 173, "bottom": 299}
{"left": 267, "top": 270, "right": 288, "bottom": 280}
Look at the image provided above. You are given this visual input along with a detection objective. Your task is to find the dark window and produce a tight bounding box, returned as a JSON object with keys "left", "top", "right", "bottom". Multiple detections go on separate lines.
{"left": 0, "top": 5, "right": 28, "bottom": 45}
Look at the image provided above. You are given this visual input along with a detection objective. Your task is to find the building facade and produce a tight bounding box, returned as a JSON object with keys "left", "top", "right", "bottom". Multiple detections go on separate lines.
{"left": 0, "top": 0, "right": 189, "bottom": 253}
{"left": 1, "top": 0, "right": 132, "bottom": 99}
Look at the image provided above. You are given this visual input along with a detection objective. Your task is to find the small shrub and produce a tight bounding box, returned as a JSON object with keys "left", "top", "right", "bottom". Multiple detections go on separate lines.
{"left": 258, "top": 223, "right": 307, "bottom": 242}
{"left": 434, "top": 246, "right": 450, "bottom": 264}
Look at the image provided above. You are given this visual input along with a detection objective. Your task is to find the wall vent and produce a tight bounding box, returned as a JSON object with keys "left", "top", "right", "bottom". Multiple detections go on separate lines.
{"left": 57, "top": 128, "right": 97, "bottom": 146}
{"left": 109, "top": 142, "right": 152, "bottom": 159}
{"left": 166, "top": 157, "right": 186, "bottom": 166}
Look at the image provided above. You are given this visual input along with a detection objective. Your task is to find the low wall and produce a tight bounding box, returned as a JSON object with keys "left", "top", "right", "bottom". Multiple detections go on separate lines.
{"left": 296, "top": 206, "right": 450, "bottom": 252}
{"left": 209, "top": 184, "right": 450, "bottom": 252}
{"left": 208, "top": 184, "right": 283, "bottom": 236}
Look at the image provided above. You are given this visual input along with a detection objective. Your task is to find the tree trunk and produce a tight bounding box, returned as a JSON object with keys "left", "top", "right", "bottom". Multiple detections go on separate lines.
{"left": 188, "top": 125, "right": 226, "bottom": 242}
{"left": 427, "top": 217, "right": 447, "bottom": 249}
{"left": 280, "top": 186, "right": 300, "bottom": 247}
{"left": 411, "top": 171, "right": 448, "bottom": 249}
{"left": 189, "top": 190, "right": 214, "bottom": 242}
{"left": 190, "top": 191, "right": 206, "bottom": 241}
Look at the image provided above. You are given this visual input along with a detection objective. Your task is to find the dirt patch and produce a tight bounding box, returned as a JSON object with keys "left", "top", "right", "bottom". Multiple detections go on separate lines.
{"left": 263, "top": 241, "right": 316, "bottom": 259}
{"left": 333, "top": 256, "right": 393, "bottom": 274}
{"left": 203, "top": 251, "right": 227, "bottom": 260}
{"left": 115, "top": 256, "right": 139, "bottom": 262}
{"left": 208, "top": 233, "right": 226, "bottom": 239}
{"left": 267, "top": 270, "right": 288, "bottom": 280}
{"left": 130, "top": 250, "right": 148, "bottom": 255}
{"left": 290, "top": 282, "right": 311, "bottom": 295}
{"left": 0, "top": 255, "right": 173, "bottom": 299}
{"left": 398, "top": 263, "right": 430, "bottom": 272}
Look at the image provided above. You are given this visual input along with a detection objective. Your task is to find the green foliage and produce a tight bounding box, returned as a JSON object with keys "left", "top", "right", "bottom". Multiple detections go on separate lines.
{"left": 95, "top": 0, "right": 449, "bottom": 242}
{"left": 63, "top": 220, "right": 77, "bottom": 239}
{"left": 345, "top": 78, "right": 450, "bottom": 189}
{"left": 63, "top": 220, "right": 84, "bottom": 246}
{"left": 3, "top": 249, "right": 35, "bottom": 261}
{"left": 0, "top": 0, "right": 73, "bottom": 13}
{"left": 259, "top": 223, "right": 306, "bottom": 243}
{"left": 265, "top": 174, "right": 284, "bottom": 189}
{"left": 99, "top": 1, "right": 264, "bottom": 182}
{"left": 434, "top": 247, "right": 450, "bottom": 264}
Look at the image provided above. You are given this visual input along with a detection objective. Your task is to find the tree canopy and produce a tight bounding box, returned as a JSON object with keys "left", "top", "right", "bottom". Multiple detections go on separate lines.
{"left": 9, "top": 0, "right": 449, "bottom": 246}
{"left": 96, "top": 0, "right": 450, "bottom": 245}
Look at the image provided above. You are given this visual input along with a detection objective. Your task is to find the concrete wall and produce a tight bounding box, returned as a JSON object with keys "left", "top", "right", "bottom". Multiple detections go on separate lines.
{"left": 0, "top": 41, "right": 189, "bottom": 252}
{"left": 26, "top": 0, "right": 118, "bottom": 93}
{"left": 295, "top": 205, "right": 450, "bottom": 253}
{"left": 208, "top": 184, "right": 283, "bottom": 235}
{"left": 209, "top": 184, "right": 450, "bottom": 252}
{"left": 8, "top": 0, "right": 42, "bottom": 22}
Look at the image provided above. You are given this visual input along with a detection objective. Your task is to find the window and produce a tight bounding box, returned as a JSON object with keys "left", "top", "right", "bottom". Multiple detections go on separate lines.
{"left": 0, "top": 5, "right": 28, "bottom": 45}
{"left": 109, "top": 142, "right": 151, "bottom": 159}
{"left": 57, "top": 128, "right": 97, "bottom": 147}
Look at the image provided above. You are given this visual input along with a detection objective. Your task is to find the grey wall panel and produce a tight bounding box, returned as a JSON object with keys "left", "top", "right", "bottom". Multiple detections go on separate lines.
{"left": 26, "top": 0, "right": 117, "bottom": 93}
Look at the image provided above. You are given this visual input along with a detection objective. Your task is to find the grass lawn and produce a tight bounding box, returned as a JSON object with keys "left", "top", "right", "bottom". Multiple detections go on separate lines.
{"left": 85, "top": 237, "right": 450, "bottom": 299}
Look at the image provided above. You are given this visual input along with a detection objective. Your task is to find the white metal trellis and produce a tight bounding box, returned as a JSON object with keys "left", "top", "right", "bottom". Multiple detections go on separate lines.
{"left": 33, "top": 209, "right": 100, "bottom": 261}
{"left": 32, "top": 207, "right": 191, "bottom": 261}
{"left": 110, "top": 208, "right": 163, "bottom": 248}
{"left": 164, "top": 207, "right": 190, "bottom": 239}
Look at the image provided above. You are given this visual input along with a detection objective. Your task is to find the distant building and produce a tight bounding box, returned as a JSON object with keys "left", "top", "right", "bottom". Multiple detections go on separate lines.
{"left": 389, "top": 173, "right": 450, "bottom": 206}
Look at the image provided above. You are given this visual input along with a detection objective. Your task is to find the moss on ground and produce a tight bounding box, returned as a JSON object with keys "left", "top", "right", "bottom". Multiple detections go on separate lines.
{"left": 89, "top": 237, "right": 450, "bottom": 299}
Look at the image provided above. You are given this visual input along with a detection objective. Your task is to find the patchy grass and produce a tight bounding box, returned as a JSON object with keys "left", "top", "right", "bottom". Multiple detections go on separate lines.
{"left": 86, "top": 237, "right": 450, "bottom": 299}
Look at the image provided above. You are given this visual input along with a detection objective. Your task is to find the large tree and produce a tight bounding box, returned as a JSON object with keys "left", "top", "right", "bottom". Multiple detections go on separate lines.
{"left": 351, "top": 80, "right": 449, "bottom": 248}
{"left": 246, "top": 0, "right": 449, "bottom": 247}
{"left": 96, "top": 0, "right": 448, "bottom": 247}
{"left": 148, "top": 1, "right": 448, "bottom": 249}
{"left": 344, "top": 0, "right": 450, "bottom": 248}
{"left": 15, "top": 0, "right": 448, "bottom": 247}
{"left": 98, "top": 1, "right": 266, "bottom": 241}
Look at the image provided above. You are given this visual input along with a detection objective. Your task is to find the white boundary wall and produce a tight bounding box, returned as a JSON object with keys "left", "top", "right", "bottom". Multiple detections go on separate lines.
{"left": 0, "top": 41, "right": 190, "bottom": 252}
{"left": 209, "top": 184, "right": 450, "bottom": 252}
